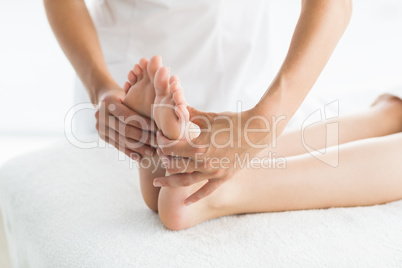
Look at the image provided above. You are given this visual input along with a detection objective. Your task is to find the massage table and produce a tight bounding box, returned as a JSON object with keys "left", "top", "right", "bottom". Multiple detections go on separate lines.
{"left": 1, "top": 87, "right": 402, "bottom": 267}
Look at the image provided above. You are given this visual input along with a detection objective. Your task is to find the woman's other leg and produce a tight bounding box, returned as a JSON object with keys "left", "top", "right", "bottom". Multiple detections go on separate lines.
{"left": 159, "top": 132, "right": 402, "bottom": 230}
{"left": 271, "top": 94, "right": 402, "bottom": 157}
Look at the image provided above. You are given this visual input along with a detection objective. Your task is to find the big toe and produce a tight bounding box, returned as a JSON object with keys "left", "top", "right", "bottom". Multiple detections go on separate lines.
{"left": 154, "top": 67, "right": 170, "bottom": 97}
{"left": 148, "top": 55, "right": 162, "bottom": 83}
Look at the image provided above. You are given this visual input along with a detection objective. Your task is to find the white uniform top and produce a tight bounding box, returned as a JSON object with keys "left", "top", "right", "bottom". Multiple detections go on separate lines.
{"left": 74, "top": 0, "right": 273, "bottom": 134}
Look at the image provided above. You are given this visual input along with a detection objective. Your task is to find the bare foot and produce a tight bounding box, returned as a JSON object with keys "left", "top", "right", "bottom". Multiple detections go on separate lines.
{"left": 157, "top": 151, "right": 252, "bottom": 230}
{"left": 152, "top": 69, "right": 235, "bottom": 230}
{"left": 155, "top": 92, "right": 402, "bottom": 231}
{"left": 152, "top": 67, "right": 190, "bottom": 140}
{"left": 123, "top": 56, "right": 162, "bottom": 117}
{"left": 123, "top": 56, "right": 166, "bottom": 213}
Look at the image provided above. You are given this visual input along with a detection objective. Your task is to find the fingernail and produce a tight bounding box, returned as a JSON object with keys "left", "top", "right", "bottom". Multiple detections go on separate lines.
{"left": 185, "top": 201, "right": 193, "bottom": 206}
{"left": 153, "top": 180, "right": 162, "bottom": 187}
{"left": 145, "top": 150, "right": 154, "bottom": 156}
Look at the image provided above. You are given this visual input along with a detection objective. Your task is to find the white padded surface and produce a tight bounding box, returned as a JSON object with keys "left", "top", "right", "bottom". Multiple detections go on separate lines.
{"left": 1, "top": 82, "right": 402, "bottom": 267}
{"left": 1, "top": 138, "right": 402, "bottom": 267}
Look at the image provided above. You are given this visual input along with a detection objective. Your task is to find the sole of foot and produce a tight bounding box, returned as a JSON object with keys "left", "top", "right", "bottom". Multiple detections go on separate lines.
{"left": 123, "top": 56, "right": 163, "bottom": 118}
{"left": 153, "top": 66, "right": 190, "bottom": 140}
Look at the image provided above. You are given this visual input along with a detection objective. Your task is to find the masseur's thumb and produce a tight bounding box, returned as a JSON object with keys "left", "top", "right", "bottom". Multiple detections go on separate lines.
{"left": 187, "top": 106, "right": 207, "bottom": 126}
{"left": 185, "top": 106, "right": 204, "bottom": 140}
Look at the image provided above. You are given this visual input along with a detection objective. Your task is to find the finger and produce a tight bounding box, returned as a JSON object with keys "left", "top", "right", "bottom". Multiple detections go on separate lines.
{"left": 184, "top": 179, "right": 225, "bottom": 206}
{"left": 153, "top": 172, "right": 207, "bottom": 187}
{"left": 97, "top": 109, "right": 156, "bottom": 147}
{"left": 99, "top": 134, "right": 142, "bottom": 161}
{"left": 157, "top": 148, "right": 213, "bottom": 174}
{"left": 106, "top": 101, "right": 156, "bottom": 131}
{"left": 187, "top": 106, "right": 211, "bottom": 129}
{"left": 185, "top": 106, "right": 214, "bottom": 146}
{"left": 159, "top": 154, "right": 196, "bottom": 174}
{"left": 105, "top": 116, "right": 157, "bottom": 147}
{"left": 99, "top": 127, "right": 156, "bottom": 157}
{"left": 156, "top": 131, "right": 207, "bottom": 157}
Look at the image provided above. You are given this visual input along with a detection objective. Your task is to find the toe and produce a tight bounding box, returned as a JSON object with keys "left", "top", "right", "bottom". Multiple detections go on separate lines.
{"left": 127, "top": 70, "right": 137, "bottom": 84}
{"left": 133, "top": 64, "right": 144, "bottom": 80}
{"left": 148, "top": 55, "right": 162, "bottom": 82}
{"left": 169, "top": 75, "right": 180, "bottom": 85}
{"left": 174, "top": 104, "right": 190, "bottom": 122}
{"left": 154, "top": 67, "right": 170, "bottom": 97}
{"left": 170, "top": 81, "right": 180, "bottom": 93}
{"left": 139, "top": 58, "right": 149, "bottom": 77}
{"left": 171, "top": 82, "right": 187, "bottom": 106}
{"left": 123, "top": 81, "right": 132, "bottom": 93}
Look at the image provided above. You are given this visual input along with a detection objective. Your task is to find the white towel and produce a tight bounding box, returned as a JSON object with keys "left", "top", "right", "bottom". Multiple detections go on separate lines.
{"left": 1, "top": 138, "right": 402, "bottom": 267}
{"left": 1, "top": 84, "right": 402, "bottom": 267}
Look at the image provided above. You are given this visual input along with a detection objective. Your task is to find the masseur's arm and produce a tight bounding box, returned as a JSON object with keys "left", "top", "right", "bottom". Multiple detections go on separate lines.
{"left": 254, "top": 0, "right": 353, "bottom": 123}
{"left": 155, "top": 0, "right": 353, "bottom": 205}
{"left": 44, "top": 0, "right": 156, "bottom": 159}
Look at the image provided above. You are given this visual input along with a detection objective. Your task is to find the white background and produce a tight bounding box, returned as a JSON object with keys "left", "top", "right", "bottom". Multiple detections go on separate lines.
{"left": 0, "top": 0, "right": 401, "bottom": 165}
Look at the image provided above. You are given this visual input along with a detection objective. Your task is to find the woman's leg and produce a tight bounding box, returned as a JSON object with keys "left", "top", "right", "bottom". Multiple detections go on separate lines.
{"left": 137, "top": 155, "right": 164, "bottom": 211}
{"left": 125, "top": 57, "right": 402, "bottom": 213}
{"left": 143, "top": 92, "right": 400, "bottom": 213}
{"left": 159, "top": 132, "right": 402, "bottom": 230}
{"left": 150, "top": 64, "right": 402, "bottom": 230}
{"left": 270, "top": 94, "right": 402, "bottom": 157}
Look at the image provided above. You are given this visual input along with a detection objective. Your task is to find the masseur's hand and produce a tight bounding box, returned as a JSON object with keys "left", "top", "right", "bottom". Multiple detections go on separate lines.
{"left": 44, "top": 0, "right": 157, "bottom": 159}
{"left": 155, "top": 105, "right": 286, "bottom": 205}
{"left": 95, "top": 88, "right": 157, "bottom": 160}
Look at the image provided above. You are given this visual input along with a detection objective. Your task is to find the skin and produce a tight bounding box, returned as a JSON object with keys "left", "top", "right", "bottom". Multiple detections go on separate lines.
{"left": 155, "top": 0, "right": 354, "bottom": 205}
{"left": 123, "top": 58, "right": 402, "bottom": 230}
{"left": 44, "top": 0, "right": 364, "bottom": 221}
{"left": 44, "top": 0, "right": 157, "bottom": 160}
{"left": 44, "top": 1, "right": 353, "bottom": 198}
{"left": 44, "top": 0, "right": 401, "bottom": 231}
{"left": 123, "top": 56, "right": 191, "bottom": 211}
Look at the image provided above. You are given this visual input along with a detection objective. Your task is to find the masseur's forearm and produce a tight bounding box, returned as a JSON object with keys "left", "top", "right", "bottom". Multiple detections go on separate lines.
{"left": 255, "top": 0, "right": 352, "bottom": 122}
{"left": 44, "top": 0, "right": 119, "bottom": 104}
